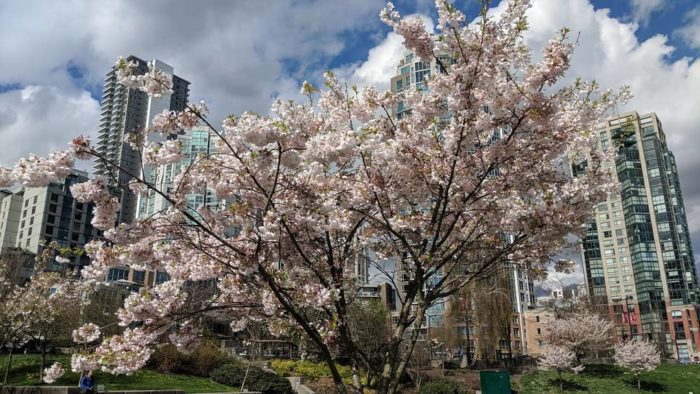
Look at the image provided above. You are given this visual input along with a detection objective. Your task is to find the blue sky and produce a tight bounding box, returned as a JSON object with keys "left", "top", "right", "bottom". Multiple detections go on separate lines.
{"left": 0, "top": 0, "right": 699, "bottom": 284}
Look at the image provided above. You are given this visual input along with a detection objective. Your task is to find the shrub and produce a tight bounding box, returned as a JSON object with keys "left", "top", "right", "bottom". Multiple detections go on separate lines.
{"left": 419, "top": 378, "right": 465, "bottom": 394}
{"left": 270, "top": 359, "right": 296, "bottom": 376}
{"left": 211, "top": 362, "right": 293, "bottom": 394}
{"left": 150, "top": 342, "right": 231, "bottom": 377}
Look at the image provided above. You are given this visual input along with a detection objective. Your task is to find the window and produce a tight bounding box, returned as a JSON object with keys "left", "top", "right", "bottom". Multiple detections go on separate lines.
{"left": 107, "top": 268, "right": 128, "bottom": 282}
{"left": 133, "top": 271, "right": 145, "bottom": 283}
{"left": 537, "top": 328, "right": 541, "bottom": 335}
{"left": 536, "top": 316, "right": 540, "bottom": 323}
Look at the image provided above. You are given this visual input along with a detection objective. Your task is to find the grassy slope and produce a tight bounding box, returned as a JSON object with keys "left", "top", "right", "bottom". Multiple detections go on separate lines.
{"left": 0, "top": 354, "right": 236, "bottom": 393}
{"left": 520, "top": 363, "right": 700, "bottom": 393}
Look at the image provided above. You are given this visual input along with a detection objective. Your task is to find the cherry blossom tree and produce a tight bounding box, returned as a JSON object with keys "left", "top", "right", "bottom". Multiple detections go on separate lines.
{"left": 538, "top": 344, "right": 584, "bottom": 391}
{"left": 614, "top": 339, "right": 660, "bottom": 390}
{"left": 0, "top": 0, "right": 629, "bottom": 392}
{"left": 0, "top": 246, "right": 74, "bottom": 384}
{"left": 546, "top": 310, "right": 613, "bottom": 360}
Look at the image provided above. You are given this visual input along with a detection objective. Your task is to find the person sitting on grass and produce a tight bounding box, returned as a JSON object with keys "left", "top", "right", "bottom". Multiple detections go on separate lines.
{"left": 79, "top": 370, "right": 96, "bottom": 394}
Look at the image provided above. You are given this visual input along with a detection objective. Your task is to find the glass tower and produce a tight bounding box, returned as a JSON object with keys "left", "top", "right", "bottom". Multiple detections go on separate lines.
{"left": 581, "top": 111, "right": 699, "bottom": 360}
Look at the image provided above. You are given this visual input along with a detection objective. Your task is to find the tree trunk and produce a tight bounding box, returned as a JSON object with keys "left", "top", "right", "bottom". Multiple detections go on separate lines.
{"left": 637, "top": 377, "right": 641, "bottom": 390}
{"left": 39, "top": 339, "right": 46, "bottom": 384}
{"left": 558, "top": 370, "right": 562, "bottom": 393}
{"left": 3, "top": 349, "right": 13, "bottom": 385}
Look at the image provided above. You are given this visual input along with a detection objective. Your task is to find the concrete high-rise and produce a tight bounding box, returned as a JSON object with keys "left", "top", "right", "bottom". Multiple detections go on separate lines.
{"left": 580, "top": 111, "right": 699, "bottom": 361}
{"left": 94, "top": 56, "right": 189, "bottom": 224}
{"left": 0, "top": 170, "right": 98, "bottom": 276}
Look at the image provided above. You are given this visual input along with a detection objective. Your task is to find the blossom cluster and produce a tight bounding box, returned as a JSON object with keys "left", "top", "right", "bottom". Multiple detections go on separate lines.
{"left": 72, "top": 322, "right": 102, "bottom": 344}
{"left": 70, "top": 177, "right": 120, "bottom": 230}
{"left": 42, "top": 362, "right": 65, "bottom": 383}
{"left": 115, "top": 57, "right": 173, "bottom": 98}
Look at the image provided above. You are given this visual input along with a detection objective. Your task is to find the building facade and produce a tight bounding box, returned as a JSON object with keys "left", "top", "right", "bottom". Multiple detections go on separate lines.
{"left": 580, "top": 111, "right": 699, "bottom": 361}
{"left": 94, "top": 55, "right": 189, "bottom": 224}
{"left": 0, "top": 171, "right": 99, "bottom": 276}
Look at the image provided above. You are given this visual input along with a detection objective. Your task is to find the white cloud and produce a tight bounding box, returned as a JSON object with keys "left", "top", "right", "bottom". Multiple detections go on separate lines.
{"left": 629, "top": 0, "right": 663, "bottom": 26}
{"left": 0, "top": 86, "right": 99, "bottom": 168}
{"left": 674, "top": 6, "right": 700, "bottom": 49}
{"left": 335, "top": 14, "right": 434, "bottom": 91}
{"left": 0, "top": 0, "right": 385, "bottom": 131}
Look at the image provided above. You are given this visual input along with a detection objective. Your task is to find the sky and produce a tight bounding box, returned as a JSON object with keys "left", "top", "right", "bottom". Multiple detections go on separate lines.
{"left": 0, "top": 0, "right": 698, "bottom": 286}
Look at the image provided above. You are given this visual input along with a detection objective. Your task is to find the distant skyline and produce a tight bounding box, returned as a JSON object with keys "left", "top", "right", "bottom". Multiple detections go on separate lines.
{"left": 0, "top": 0, "right": 698, "bottom": 282}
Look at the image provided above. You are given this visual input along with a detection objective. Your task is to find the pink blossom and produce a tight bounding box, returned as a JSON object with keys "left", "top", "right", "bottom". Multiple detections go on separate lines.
{"left": 42, "top": 362, "right": 65, "bottom": 383}
{"left": 69, "top": 135, "right": 93, "bottom": 160}
{"left": 72, "top": 322, "right": 101, "bottom": 344}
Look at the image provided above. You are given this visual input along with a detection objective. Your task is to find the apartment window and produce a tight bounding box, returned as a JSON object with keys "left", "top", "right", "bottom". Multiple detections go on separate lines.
{"left": 50, "top": 193, "right": 59, "bottom": 202}
{"left": 616, "top": 229, "right": 623, "bottom": 236}
{"left": 33, "top": 196, "right": 38, "bottom": 204}
{"left": 46, "top": 225, "right": 54, "bottom": 234}
{"left": 536, "top": 316, "right": 540, "bottom": 323}
{"left": 29, "top": 217, "right": 34, "bottom": 225}
{"left": 133, "top": 271, "right": 145, "bottom": 283}
{"left": 24, "top": 200, "right": 28, "bottom": 207}
{"left": 537, "top": 328, "right": 541, "bottom": 335}
{"left": 605, "top": 248, "right": 615, "bottom": 256}
{"left": 107, "top": 268, "right": 128, "bottom": 282}
{"left": 603, "top": 231, "right": 612, "bottom": 238}
{"left": 31, "top": 206, "right": 36, "bottom": 214}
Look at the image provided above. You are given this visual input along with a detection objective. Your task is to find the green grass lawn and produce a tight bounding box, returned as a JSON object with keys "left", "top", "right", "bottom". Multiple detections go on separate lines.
{"left": 520, "top": 363, "right": 700, "bottom": 393}
{"left": 0, "top": 354, "right": 236, "bottom": 393}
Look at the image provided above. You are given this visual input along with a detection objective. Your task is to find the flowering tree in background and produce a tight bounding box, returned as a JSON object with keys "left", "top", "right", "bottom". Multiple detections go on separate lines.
{"left": 614, "top": 339, "right": 661, "bottom": 390}
{"left": 538, "top": 344, "right": 584, "bottom": 391}
{"left": 546, "top": 310, "right": 613, "bottom": 360}
{"left": 0, "top": 246, "right": 74, "bottom": 384}
{"left": 0, "top": 0, "right": 629, "bottom": 392}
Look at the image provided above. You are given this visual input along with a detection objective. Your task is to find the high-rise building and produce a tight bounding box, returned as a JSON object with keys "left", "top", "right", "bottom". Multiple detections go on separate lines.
{"left": 389, "top": 50, "right": 535, "bottom": 360}
{"left": 137, "top": 126, "right": 219, "bottom": 219}
{"left": 94, "top": 56, "right": 189, "bottom": 224}
{"left": 580, "top": 111, "right": 699, "bottom": 361}
{"left": 0, "top": 170, "right": 98, "bottom": 275}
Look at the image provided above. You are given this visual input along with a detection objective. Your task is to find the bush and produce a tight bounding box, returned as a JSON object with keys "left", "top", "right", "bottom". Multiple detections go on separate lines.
{"left": 419, "top": 378, "right": 465, "bottom": 394}
{"left": 150, "top": 342, "right": 231, "bottom": 377}
{"left": 211, "top": 362, "right": 293, "bottom": 394}
{"left": 270, "top": 359, "right": 352, "bottom": 381}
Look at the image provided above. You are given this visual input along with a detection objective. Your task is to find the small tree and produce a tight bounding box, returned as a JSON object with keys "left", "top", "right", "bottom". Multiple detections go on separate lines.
{"left": 0, "top": 246, "right": 72, "bottom": 384}
{"left": 613, "top": 339, "right": 660, "bottom": 390}
{"left": 546, "top": 310, "right": 612, "bottom": 360}
{"left": 537, "top": 344, "right": 583, "bottom": 392}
